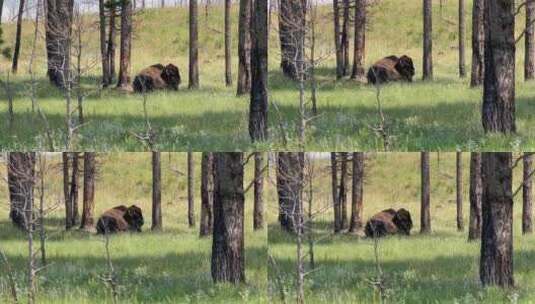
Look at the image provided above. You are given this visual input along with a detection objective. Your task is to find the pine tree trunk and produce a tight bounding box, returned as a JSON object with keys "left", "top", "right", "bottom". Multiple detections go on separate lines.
{"left": 189, "top": 0, "right": 200, "bottom": 88}
{"left": 341, "top": 0, "right": 350, "bottom": 76}
{"left": 331, "top": 153, "right": 341, "bottom": 232}
{"left": 211, "top": 152, "right": 245, "bottom": 283}
{"left": 80, "top": 153, "right": 96, "bottom": 230}
{"left": 200, "top": 152, "right": 214, "bottom": 236}
{"left": 69, "top": 153, "right": 79, "bottom": 226}
{"left": 526, "top": 0, "right": 535, "bottom": 80}
{"left": 237, "top": 0, "right": 251, "bottom": 94}
{"left": 117, "top": 0, "right": 132, "bottom": 89}
{"left": 470, "top": 0, "right": 484, "bottom": 87}
{"left": 254, "top": 152, "right": 265, "bottom": 230}
{"left": 458, "top": 0, "right": 466, "bottom": 77}
{"left": 456, "top": 152, "right": 464, "bottom": 231}
{"left": 420, "top": 152, "right": 431, "bottom": 233}
{"left": 339, "top": 152, "right": 348, "bottom": 229}
{"left": 224, "top": 0, "right": 232, "bottom": 86}
{"left": 422, "top": 0, "right": 433, "bottom": 80}
{"left": 482, "top": 0, "right": 515, "bottom": 133}
{"left": 333, "top": 0, "right": 343, "bottom": 79}
{"left": 108, "top": 5, "right": 117, "bottom": 81}
{"left": 351, "top": 0, "right": 366, "bottom": 80}
{"left": 45, "top": 0, "right": 74, "bottom": 88}
{"left": 62, "top": 152, "right": 72, "bottom": 229}
{"left": 249, "top": 0, "right": 268, "bottom": 141}
{"left": 152, "top": 152, "right": 162, "bottom": 231}
{"left": 349, "top": 152, "right": 364, "bottom": 233}
{"left": 277, "top": 152, "right": 304, "bottom": 232}
{"left": 468, "top": 152, "right": 482, "bottom": 241}
{"left": 279, "top": 0, "right": 306, "bottom": 80}
{"left": 523, "top": 153, "right": 533, "bottom": 234}
{"left": 11, "top": 0, "right": 25, "bottom": 74}
{"left": 8, "top": 153, "right": 36, "bottom": 230}
{"left": 480, "top": 152, "right": 514, "bottom": 288}
{"left": 188, "top": 151, "right": 195, "bottom": 227}
{"left": 99, "top": 0, "right": 110, "bottom": 86}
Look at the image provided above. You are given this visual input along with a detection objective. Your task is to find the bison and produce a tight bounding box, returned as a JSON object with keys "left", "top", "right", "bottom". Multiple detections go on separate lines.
{"left": 133, "top": 63, "right": 181, "bottom": 93}
{"left": 367, "top": 55, "right": 415, "bottom": 85}
{"left": 364, "top": 208, "right": 413, "bottom": 238}
{"left": 96, "top": 205, "right": 144, "bottom": 234}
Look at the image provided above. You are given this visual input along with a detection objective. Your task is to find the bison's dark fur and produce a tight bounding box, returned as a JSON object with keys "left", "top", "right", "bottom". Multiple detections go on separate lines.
{"left": 364, "top": 208, "right": 413, "bottom": 238}
{"left": 96, "top": 205, "right": 144, "bottom": 234}
{"left": 367, "top": 55, "right": 415, "bottom": 85}
{"left": 133, "top": 63, "right": 181, "bottom": 93}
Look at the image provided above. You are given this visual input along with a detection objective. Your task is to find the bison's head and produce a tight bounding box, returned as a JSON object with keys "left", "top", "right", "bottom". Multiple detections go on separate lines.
{"left": 123, "top": 205, "right": 144, "bottom": 232}
{"left": 393, "top": 208, "right": 413, "bottom": 235}
{"left": 395, "top": 55, "right": 415, "bottom": 82}
{"left": 161, "top": 64, "right": 181, "bottom": 90}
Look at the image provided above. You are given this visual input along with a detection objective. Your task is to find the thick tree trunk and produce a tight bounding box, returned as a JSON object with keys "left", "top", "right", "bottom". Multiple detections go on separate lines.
{"left": 249, "top": 0, "right": 268, "bottom": 141}
{"left": 420, "top": 152, "right": 431, "bottom": 233}
{"left": 117, "top": 0, "right": 132, "bottom": 89}
{"left": 470, "top": 0, "right": 484, "bottom": 87}
{"left": 69, "top": 152, "right": 79, "bottom": 227}
{"left": 189, "top": 0, "right": 200, "bottom": 88}
{"left": 8, "top": 153, "right": 36, "bottom": 230}
{"left": 108, "top": 5, "right": 117, "bottom": 81}
{"left": 11, "top": 0, "right": 25, "bottom": 74}
{"left": 80, "top": 153, "right": 96, "bottom": 230}
{"left": 331, "top": 153, "right": 341, "bottom": 232}
{"left": 480, "top": 152, "right": 514, "bottom": 288}
{"left": 277, "top": 152, "right": 304, "bottom": 232}
{"left": 333, "top": 0, "right": 343, "bottom": 79}
{"left": 422, "top": 0, "right": 433, "bottom": 80}
{"left": 278, "top": 0, "right": 306, "bottom": 80}
{"left": 526, "top": 0, "right": 535, "bottom": 80}
{"left": 224, "top": 0, "right": 232, "bottom": 86}
{"left": 99, "top": 0, "right": 110, "bottom": 86}
{"left": 468, "top": 152, "right": 482, "bottom": 241}
{"left": 152, "top": 152, "right": 162, "bottom": 231}
{"left": 237, "top": 0, "right": 251, "bottom": 94}
{"left": 482, "top": 0, "right": 515, "bottom": 133}
{"left": 456, "top": 152, "right": 464, "bottom": 231}
{"left": 341, "top": 0, "right": 350, "bottom": 76}
{"left": 200, "top": 152, "right": 214, "bottom": 236}
{"left": 45, "top": 0, "right": 74, "bottom": 88}
{"left": 188, "top": 152, "right": 195, "bottom": 227}
{"left": 349, "top": 152, "right": 364, "bottom": 233}
{"left": 254, "top": 152, "right": 265, "bottom": 230}
{"left": 458, "top": 0, "right": 466, "bottom": 77}
{"left": 211, "top": 152, "right": 245, "bottom": 283}
{"left": 351, "top": 0, "right": 366, "bottom": 80}
{"left": 339, "top": 152, "right": 348, "bottom": 229}
{"left": 523, "top": 153, "right": 533, "bottom": 234}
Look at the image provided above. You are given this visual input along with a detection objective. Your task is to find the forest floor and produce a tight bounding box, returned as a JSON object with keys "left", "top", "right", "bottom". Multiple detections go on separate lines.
{"left": 268, "top": 153, "right": 535, "bottom": 303}
{"left": 1, "top": 1, "right": 535, "bottom": 151}
{"left": 0, "top": 153, "right": 268, "bottom": 303}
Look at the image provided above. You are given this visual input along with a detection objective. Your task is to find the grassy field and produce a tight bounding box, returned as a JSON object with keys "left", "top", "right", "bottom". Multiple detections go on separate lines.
{"left": 0, "top": 153, "right": 267, "bottom": 303}
{"left": 268, "top": 153, "right": 535, "bottom": 303}
{"left": 1, "top": 1, "right": 535, "bottom": 150}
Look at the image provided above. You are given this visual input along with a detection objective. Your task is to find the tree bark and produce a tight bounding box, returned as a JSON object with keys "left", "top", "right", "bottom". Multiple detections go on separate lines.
{"left": 80, "top": 152, "right": 96, "bottom": 230}
{"left": 277, "top": 152, "right": 304, "bottom": 232}
{"left": 458, "top": 0, "right": 466, "bottom": 77}
{"left": 188, "top": 151, "right": 195, "bottom": 227}
{"left": 200, "top": 152, "right": 214, "bottom": 237}
{"left": 523, "top": 153, "right": 533, "bottom": 234}
{"left": 152, "top": 152, "right": 162, "bottom": 231}
{"left": 349, "top": 152, "right": 364, "bottom": 233}
{"left": 420, "top": 152, "right": 431, "bottom": 233}
{"left": 331, "top": 153, "right": 341, "bottom": 232}
{"left": 341, "top": 0, "right": 350, "bottom": 76}
{"left": 62, "top": 152, "right": 72, "bottom": 228}
{"left": 117, "top": 0, "right": 133, "bottom": 89}
{"left": 8, "top": 152, "right": 36, "bottom": 230}
{"left": 237, "top": 0, "right": 251, "bottom": 94}
{"left": 278, "top": 0, "right": 306, "bottom": 80}
{"left": 69, "top": 152, "right": 79, "bottom": 227}
{"left": 339, "top": 152, "right": 349, "bottom": 229}
{"left": 189, "top": 0, "right": 200, "bottom": 88}
{"left": 11, "top": 0, "right": 25, "bottom": 74}
{"left": 482, "top": 0, "right": 515, "bottom": 133}
{"left": 456, "top": 152, "right": 464, "bottom": 231}
{"left": 526, "top": 0, "right": 535, "bottom": 80}
{"left": 45, "top": 0, "right": 74, "bottom": 88}
{"left": 468, "top": 152, "right": 482, "bottom": 241}
{"left": 254, "top": 152, "right": 265, "bottom": 230}
{"left": 249, "top": 0, "right": 268, "bottom": 141}
{"left": 224, "top": 0, "right": 232, "bottom": 86}
{"left": 470, "top": 0, "right": 484, "bottom": 87}
{"left": 211, "top": 152, "right": 245, "bottom": 283}
{"left": 422, "top": 0, "right": 433, "bottom": 80}
{"left": 480, "top": 152, "right": 514, "bottom": 288}
{"left": 351, "top": 0, "right": 366, "bottom": 80}
{"left": 99, "top": 0, "right": 110, "bottom": 86}
{"left": 108, "top": 4, "right": 117, "bottom": 81}
{"left": 333, "top": 0, "right": 343, "bottom": 79}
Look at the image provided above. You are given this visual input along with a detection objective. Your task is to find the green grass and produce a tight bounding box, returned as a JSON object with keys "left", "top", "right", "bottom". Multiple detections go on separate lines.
{"left": 1, "top": 1, "right": 535, "bottom": 150}
{"left": 268, "top": 153, "right": 535, "bottom": 303}
{"left": 0, "top": 153, "right": 267, "bottom": 303}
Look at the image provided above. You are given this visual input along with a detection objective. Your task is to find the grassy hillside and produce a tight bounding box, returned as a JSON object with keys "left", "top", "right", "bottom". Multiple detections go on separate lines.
{"left": 268, "top": 153, "right": 535, "bottom": 303}
{"left": 1, "top": 2, "right": 535, "bottom": 150}
{"left": 0, "top": 153, "right": 267, "bottom": 303}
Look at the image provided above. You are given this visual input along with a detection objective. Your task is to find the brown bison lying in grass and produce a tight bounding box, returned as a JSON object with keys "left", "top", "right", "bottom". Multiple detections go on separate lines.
{"left": 364, "top": 208, "right": 413, "bottom": 238}
{"left": 367, "top": 55, "right": 415, "bottom": 85}
{"left": 133, "top": 63, "right": 181, "bottom": 93}
{"left": 96, "top": 205, "right": 144, "bottom": 234}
